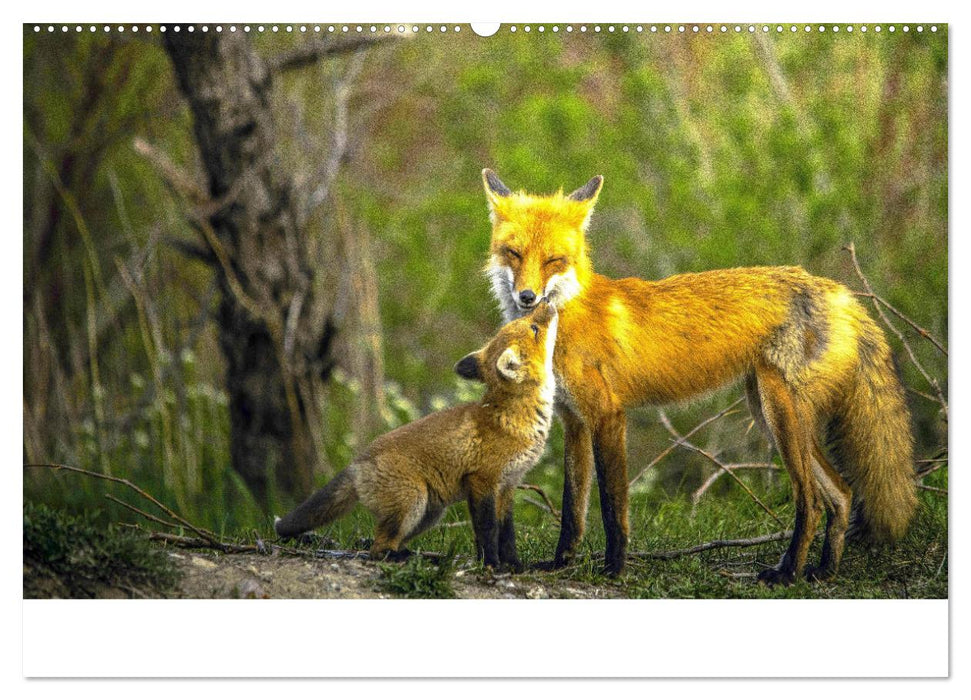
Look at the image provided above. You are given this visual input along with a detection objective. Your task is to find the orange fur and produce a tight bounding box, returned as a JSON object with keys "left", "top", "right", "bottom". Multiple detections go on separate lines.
{"left": 481, "top": 169, "right": 916, "bottom": 581}
{"left": 275, "top": 302, "right": 560, "bottom": 570}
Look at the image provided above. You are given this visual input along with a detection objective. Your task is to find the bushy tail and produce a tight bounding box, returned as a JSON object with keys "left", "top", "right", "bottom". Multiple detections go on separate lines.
{"left": 274, "top": 467, "right": 359, "bottom": 538}
{"left": 828, "top": 330, "right": 917, "bottom": 544}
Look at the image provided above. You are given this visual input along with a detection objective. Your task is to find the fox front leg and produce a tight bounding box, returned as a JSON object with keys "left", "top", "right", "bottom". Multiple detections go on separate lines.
{"left": 497, "top": 486, "right": 523, "bottom": 573}
{"left": 553, "top": 409, "right": 594, "bottom": 568}
{"left": 468, "top": 492, "right": 501, "bottom": 569}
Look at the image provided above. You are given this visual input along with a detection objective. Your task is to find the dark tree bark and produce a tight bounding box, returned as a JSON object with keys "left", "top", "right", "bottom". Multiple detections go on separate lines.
{"left": 162, "top": 31, "right": 337, "bottom": 504}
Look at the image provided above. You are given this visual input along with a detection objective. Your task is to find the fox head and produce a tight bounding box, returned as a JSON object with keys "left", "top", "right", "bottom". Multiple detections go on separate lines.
{"left": 454, "top": 300, "right": 558, "bottom": 392}
{"left": 481, "top": 169, "right": 602, "bottom": 321}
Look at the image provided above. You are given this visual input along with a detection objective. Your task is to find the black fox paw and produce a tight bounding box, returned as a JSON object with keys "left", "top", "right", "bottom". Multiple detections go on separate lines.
{"left": 498, "top": 558, "right": 524, "bottom": 574}
{"left": 374, "top": 548, "right": 412, "bottom": 562}
{"left": 601, "top": 561, "right": 625, "bottom": 578}
{"left": 757, "top": 566, "right": 796, "bottom": 586}
{"left": 803, "top": 565, "right": 835, "bottom": 583}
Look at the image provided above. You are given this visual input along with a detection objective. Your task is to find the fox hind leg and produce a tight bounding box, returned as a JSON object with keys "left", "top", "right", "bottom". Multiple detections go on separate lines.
{"left": 806, "top": 441, "right": 852, "bottom": 581}
{"left": 369, "top": 484, "right": 429, "bottom": 561}
{"left": 592, "top": 410, "right": 630, "bottom": 577}
{"left": 752, "top": 363, "right": 823, "bottom": 586}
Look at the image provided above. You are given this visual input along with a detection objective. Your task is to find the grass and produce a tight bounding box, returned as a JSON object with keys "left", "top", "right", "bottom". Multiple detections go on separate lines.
{"left": 23, "top": 500, "right": 182, "bottom": 598}
{"left": 23, "top": 465, "right": 946, "bottom": 598}
{"left": 268, "top": 459, "right": 948, "bottom": 599}
{"left": 376, "top": 552, "right": 457, "bottom": 599}
{"left": 23, "top": 368, "right": 947, "bottom": 600}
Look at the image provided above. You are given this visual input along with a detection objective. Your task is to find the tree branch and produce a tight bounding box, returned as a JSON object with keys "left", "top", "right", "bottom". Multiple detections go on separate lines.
{"left": 517, "top": 483, "right": 561, "bottom": 520}
{"left": 25, "top": 463, "right": 225, "bottom": 550}
{"left": 631, "top": 530, "right": 794, "bottom": 561}
{"left": 269, "top": 35, "right": 397, "bottom": 74}
{"left": 657, "top": 410, "right": 785, "bottom": 527}
{"left": 629, "top": 398, "right": 744, "bottom": 486}
{"left": 844, "top": 242, "right": 948, "bottom": 421}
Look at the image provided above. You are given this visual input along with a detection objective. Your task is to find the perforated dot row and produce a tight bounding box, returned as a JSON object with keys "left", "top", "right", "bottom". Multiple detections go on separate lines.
{"left": 31, "top": 24, "right": 465, "bottom": 34}
{"left": 510, "top": 24, "right": 937, "bottom": 34}
{"left": 31, "top": 24, "right": 941, "bottom": 35}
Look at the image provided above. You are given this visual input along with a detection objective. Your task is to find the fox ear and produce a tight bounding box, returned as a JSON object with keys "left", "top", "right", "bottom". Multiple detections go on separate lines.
{"left": 496, "top": 347, "right": 523, "bottom": 383}
{"left": 566, "top": 175, "right": 603, "bottom": 231}
{"left": 455, "top": 353, "right": 483, "bottom": 382}
{"left": 482, "top": 169, "right": 512, "bottom": 223}
{"left": 568, "top": 175, "right": 603, "bottom": 203}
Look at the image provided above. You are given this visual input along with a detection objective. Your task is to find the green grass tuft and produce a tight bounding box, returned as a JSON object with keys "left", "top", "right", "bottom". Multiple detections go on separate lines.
{"left": 376, "top": 552, "right": 457, "bottom": 599}
{"left": 23, "top": 500, "right": 181, "bottom": 598}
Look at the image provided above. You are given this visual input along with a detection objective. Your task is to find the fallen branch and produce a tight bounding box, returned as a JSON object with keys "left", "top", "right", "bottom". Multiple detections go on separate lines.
{"left": 132, "top": 529, "right": 262, "bottom": 554}
{"left": 631, "top": 530, "right": 794, "bottom": 561}
{"left": 917, "top": 484, "right": 948, "bottom": 496}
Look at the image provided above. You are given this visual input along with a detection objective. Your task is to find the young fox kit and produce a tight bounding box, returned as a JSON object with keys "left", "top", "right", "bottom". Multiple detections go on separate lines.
{"left": 481, "top": 169, "right": 916, "bottom": 583}
{"left": 275, "top": 301, "right": 559, "bottom": 570}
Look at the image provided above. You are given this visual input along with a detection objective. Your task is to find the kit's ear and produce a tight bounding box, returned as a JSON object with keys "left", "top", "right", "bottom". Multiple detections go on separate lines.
{"left": 496, "top": 347, "right": 523, "bottom": 383}
{"left": 482, "top": 169, "right": 512, "bottom": 223}
{"left": 454, "top": 352, "right": 483, "bottom": 382}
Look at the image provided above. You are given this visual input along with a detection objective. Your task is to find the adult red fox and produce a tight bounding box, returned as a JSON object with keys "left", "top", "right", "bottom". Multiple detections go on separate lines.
{"left": 275, "top": 301, "right": 558, "bottom": 570}
{"left": 481, "top": 169, "right": 916, "bottom": 582}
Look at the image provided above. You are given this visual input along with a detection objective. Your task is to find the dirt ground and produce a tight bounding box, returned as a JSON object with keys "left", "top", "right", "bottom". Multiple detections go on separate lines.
{"left": 169, "top": 550, "right": 622, "bottom": 599}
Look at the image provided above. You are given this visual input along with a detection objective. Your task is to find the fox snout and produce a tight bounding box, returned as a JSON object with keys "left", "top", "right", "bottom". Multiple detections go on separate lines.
{"left": 518, "top": 288, "right": 538, "bottom": 308}
{"left": 532, "top": 298, "right": 557, "bottom": 324}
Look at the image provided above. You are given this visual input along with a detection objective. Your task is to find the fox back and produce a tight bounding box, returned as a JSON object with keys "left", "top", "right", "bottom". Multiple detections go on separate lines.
{"left": 479, "top": 169, "right": 916, "bottom": 582}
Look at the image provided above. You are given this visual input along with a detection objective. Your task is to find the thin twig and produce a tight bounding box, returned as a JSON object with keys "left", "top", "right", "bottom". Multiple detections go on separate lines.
{"left": 630, "top": 530, "right": 794, "bottom": 560}
{"left": 105, "top": 494, "right": 180, "bottom": 530}
{"left": 916, "top": 484, "right": 948, "bottom": 495}
{"left": 916, "top": 461, "right": 948, "bottom": 479}
{"left": 25, "top": 463, "right": 225, "bottom": 549}
{"left": 852, "top": 292, "right": 947, "bottom": 356}
{"left": 844, "top": 243, "right": 948, "bottom": 420}
{"left": 629, "top": 398, "right": 745, "bottom": 486}
{"left": 677, "top": 442, "right": 785, "bottom": 527}
{"left": 517, "top": 483, "right": 561, "bottom": 519}
{"left": 136, "top": 530, "right": 261, "bottom": 553}
{"left": 657, "top": 411, "right": 784, "bottom": 526}
{"left": 692, "top": 463, "right": 780, "bottom": 504}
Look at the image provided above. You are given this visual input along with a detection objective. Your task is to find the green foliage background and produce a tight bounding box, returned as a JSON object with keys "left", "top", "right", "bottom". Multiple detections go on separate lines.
{"left": 23, "top": 26, "right": 947, "bottom": 574}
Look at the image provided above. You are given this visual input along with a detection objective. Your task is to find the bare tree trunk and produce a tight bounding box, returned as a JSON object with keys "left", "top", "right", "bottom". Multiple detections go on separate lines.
{"left": 333, "top": 209, "right": 387, "bottom": 441}
{"left": 163, "top": 31, "right": 336, "bottom": 504}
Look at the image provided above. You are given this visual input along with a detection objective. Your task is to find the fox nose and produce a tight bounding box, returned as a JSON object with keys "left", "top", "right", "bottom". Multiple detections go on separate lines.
{"left": 519, "top": 289, "right": 537, "bottom": 307}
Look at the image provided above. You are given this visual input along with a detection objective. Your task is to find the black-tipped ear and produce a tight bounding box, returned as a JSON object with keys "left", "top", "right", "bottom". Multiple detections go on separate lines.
{"left": 455, "top": 353, "right": 482, "bottom": 381}
{"left": 568, "top": 175, "right": 604, "bottom": 202}
{"left": 483, "top": 169, "right": 512, "bottom": 197}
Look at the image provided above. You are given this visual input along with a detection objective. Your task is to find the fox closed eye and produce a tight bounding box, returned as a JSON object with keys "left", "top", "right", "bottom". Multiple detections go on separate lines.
{"left": 504, "top": 247, "right": 522, "bottom": 261}
{"left": 544, "top": 257, "right": 565, "bottom": 267}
